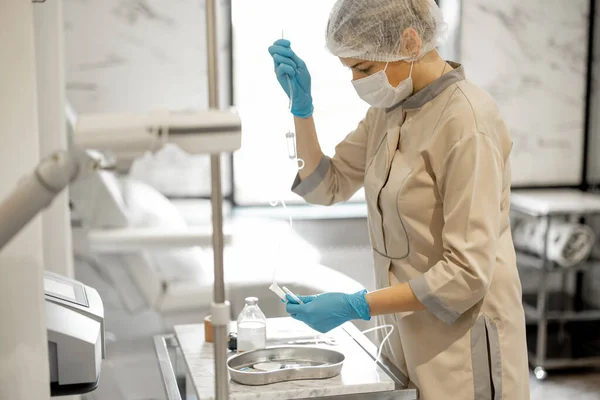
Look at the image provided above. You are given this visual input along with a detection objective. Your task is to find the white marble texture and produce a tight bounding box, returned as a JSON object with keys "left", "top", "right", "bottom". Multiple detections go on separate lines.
{"left": 64, "top": 0, "right": 231, "bottom": 113}
{"left": 461, "top": 0, "right": 590, "bottom": 186}
{"left": 63, "top": 0, "right": 232, "bottom": 196}
{"left": 175, "top": 318, "right": 397, "bottom": 400}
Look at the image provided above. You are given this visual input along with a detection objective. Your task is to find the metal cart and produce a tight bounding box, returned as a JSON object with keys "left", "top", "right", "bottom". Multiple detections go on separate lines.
{"left": 511, "top": 190, "right": 600, "bottom": 380}
{"left": 153, "top": 319, "right": 419, "bottom": 400}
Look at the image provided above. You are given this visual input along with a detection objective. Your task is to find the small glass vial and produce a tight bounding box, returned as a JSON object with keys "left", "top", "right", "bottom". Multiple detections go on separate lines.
{"left": 285, "top": 131, "right": 297, "bottom": 159}
{"left": 236, "top": 297, "right": 267, "bottom": 353}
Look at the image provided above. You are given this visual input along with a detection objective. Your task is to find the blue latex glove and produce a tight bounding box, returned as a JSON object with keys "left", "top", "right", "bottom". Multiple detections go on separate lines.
{"left": 285, "top": 290, "right": 371, "bottom": 333}
{"left": 268, "top": 39, "right": 314, "bottom": 118}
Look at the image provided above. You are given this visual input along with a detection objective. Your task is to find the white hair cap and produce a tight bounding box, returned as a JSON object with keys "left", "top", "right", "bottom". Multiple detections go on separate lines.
{"left": 326, "top": 0, "right": 448, "bottom": 62}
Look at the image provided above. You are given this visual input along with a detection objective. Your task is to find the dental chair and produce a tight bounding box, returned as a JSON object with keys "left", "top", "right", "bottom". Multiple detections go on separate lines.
{"left": 69, "top": 158, "right": 367, "bottom": 400}
{"left": 67, "top": 109, "right": 368, "bottom": 400}
{"left": 70, "top": 165, "right": 364, "bottom": 331}
{"left": 67, "top": 107, "right": 366, "bottom": 339}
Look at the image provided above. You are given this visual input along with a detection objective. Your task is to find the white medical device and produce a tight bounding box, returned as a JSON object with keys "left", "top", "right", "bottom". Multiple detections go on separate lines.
{"left": 65, "top": 105, "right": 241, "bottom": 400}
{"left": 71, "top": 109, "right": 242, "bottom": 173}
{"left": 0, "top": 148, "right": 107, "bottom": 397}
{"left": 0, "top": 102, "right": 245, "bottom": 395}
{"left": 45, "top": 271, "right": 105, "bottom": 397}
{"left": 1, "top": 0, "right": 234, "bottom": 398}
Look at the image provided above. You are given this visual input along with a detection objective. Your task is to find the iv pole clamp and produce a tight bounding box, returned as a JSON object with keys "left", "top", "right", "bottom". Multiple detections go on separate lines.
{"left": 206, "top": 1, "right": 231, "bottom": 400}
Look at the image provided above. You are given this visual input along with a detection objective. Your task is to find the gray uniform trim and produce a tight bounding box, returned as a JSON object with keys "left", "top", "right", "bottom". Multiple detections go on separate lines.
{"left": 291, "top": 155, "right": 331, "bottom": 197}
{"left": 485, "top": 317, "right": 503, "bottom": 400}
{"left": 471, "top": 316, "right": 493, "bottom": 400}
{"left": 386, "top": 62, "right": 466, "bottom": 112}
{"left": 408, "top": 274, "right": 461, "bottom": 325}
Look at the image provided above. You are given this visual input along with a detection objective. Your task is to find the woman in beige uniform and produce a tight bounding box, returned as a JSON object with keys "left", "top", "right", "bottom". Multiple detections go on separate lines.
{"left": 268, "top": 0, "right": 530, "bottom": 399}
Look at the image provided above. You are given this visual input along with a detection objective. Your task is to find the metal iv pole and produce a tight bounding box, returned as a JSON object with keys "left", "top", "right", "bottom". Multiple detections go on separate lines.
{"left": 206, "top": 0, "right": 230, "bottom": 399}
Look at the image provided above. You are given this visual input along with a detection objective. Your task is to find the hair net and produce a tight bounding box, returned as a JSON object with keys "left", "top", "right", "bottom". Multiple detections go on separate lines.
{"left": 326, "top": 0, "right": 448, "bottom": 62}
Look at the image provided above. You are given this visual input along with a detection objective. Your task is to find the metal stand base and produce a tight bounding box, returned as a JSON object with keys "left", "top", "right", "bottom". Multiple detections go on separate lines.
{"left": 533, "top": 367, "right": 548, "bottom": 381}
{"left": 511, "top": 193, "right": 600, "bottom": 381}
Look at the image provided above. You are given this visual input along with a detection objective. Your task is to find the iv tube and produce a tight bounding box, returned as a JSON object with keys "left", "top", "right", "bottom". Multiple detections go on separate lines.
{"left": 282, "top": 30, "right": 304, "bottom": 170}
{"left": 286, "top": 131, "right": 297, "bottom": 159}
{"left": 269, "top": 31, "right": 395, "bottom": 364}
{"left": 284, "top": 73, "right": 304, "bottom": 170}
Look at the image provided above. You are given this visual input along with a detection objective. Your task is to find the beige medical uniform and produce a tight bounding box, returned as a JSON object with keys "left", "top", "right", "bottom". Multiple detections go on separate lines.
{"left": 292, "top": 63, "right": 530, "bottom": 400}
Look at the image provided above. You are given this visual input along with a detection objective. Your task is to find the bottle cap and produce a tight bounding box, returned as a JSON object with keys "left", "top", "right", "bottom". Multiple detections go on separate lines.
{"left": 245, "top": 297, "right": 258, "bottom": 305}
{"left": 228, "top": 332, "right": 238, "bottom": 352}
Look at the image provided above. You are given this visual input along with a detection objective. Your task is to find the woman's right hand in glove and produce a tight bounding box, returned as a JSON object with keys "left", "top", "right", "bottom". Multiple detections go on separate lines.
{"left": 268, "top": 39, "right": 314, "bottom": 119}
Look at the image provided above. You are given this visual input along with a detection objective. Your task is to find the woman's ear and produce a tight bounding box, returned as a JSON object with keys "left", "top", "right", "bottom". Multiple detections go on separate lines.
{"left": 401, "top": 28, "right": 422, "bottom": 60}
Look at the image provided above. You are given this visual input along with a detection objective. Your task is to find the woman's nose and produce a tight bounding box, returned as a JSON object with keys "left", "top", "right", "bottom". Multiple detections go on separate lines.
{"left": 351, "top": 70, "right": 363, "bottom": 81}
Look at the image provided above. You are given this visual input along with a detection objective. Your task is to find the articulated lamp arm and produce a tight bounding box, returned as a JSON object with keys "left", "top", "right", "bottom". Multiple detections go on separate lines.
{"left": 0, "top": 149, "right": 101, "bottom": 251}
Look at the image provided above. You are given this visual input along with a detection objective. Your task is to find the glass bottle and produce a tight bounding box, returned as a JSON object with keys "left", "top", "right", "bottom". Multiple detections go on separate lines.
{"left": 236, "top": 297, "right": 267, "bottom": 353}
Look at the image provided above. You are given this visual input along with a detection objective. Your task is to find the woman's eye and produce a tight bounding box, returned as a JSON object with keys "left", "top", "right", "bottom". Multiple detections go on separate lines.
{"left": 357, "top": 67, "right": 371, "bottom": 74}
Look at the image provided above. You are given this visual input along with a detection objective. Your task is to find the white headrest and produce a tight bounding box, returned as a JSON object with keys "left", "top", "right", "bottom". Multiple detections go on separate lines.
{"left": 70, "top": 169, "right": 129, "bottom": 229}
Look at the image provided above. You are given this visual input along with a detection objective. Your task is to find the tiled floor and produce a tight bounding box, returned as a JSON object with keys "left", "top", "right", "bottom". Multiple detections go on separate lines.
{"left": 530, "top": 371, "right": 600, "bottom": 400}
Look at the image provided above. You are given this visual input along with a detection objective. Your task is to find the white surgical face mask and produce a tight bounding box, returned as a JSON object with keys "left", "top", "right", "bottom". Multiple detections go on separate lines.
{"left": 352, "top": 62, "right": 414, "bottom": 108}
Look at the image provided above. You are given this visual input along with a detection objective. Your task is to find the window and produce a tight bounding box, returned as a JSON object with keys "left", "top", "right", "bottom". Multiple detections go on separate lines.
{"left": 231, "top": 0, "right": 369, "bottom": 205}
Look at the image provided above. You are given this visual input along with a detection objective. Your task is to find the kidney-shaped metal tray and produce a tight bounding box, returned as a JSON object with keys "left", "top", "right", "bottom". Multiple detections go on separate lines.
{"left": 227, "top": 346, "right": 345, "bottom": 386}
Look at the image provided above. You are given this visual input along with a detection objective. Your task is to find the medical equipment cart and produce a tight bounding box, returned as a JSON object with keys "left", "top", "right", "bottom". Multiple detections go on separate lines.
{"left": 511, "top": 190, "right": 600, "bottom": 380}
{"left": 154, "top": 317, "right": 419, "bottom": 400}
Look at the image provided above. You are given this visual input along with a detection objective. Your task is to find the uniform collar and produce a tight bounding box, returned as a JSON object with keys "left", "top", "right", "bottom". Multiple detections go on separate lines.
{"left": 386, "top": 61, "right": 465, "bottom": 112}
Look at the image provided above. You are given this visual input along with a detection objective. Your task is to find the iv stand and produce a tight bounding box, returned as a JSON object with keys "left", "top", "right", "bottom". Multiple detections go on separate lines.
{"left": 206, "top": 1, "right": 231, "bottom": 399}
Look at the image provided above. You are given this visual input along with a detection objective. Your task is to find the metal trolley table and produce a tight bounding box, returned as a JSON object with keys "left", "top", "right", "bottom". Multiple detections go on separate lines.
{"left": 154, "top": 317, "right": 419, "bottom": 400}
{"left": 511, "top": 189, "right": 600, "bottom": 380}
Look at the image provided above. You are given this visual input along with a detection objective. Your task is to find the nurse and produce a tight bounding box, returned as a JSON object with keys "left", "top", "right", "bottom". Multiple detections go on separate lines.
{"left": 268, "top": 0, "right": 530, "bottom": 399}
